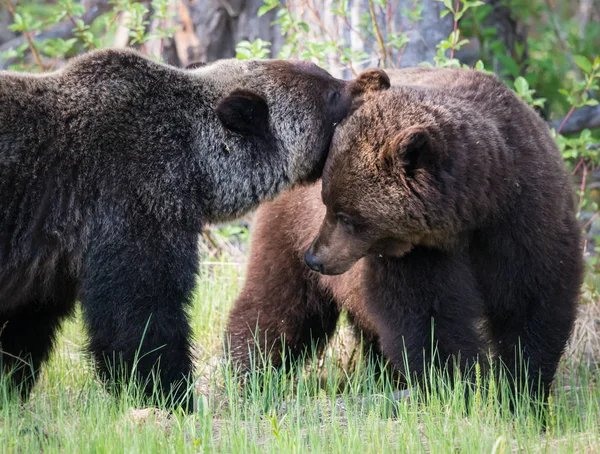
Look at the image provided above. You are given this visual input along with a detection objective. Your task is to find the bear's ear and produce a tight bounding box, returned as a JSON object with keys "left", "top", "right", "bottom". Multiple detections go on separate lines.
{"left": 348, "top": 69, "right": 390, "bottom": 116}
{"left": 379, "top": 125, "right": 437, "bottom": 175}
{"left": 216, "top": 89, "right": 270, "bottom": 138}
{"left": 351, "top": 68, "right": 391, "bottom": 96}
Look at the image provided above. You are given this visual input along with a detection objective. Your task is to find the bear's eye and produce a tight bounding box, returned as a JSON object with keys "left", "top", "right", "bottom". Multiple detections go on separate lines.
{"left": 328, "top": 91, "right": 341, "bottom": 104}
{"left": 336, "top": 213, "right": 352, "bottom": 229}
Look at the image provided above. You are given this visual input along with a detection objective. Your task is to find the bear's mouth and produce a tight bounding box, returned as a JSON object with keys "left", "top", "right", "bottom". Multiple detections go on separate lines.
{"left": 369, "top": 239, "right": 414, "bottom": 258}
{"left": 390, "top": 242, "right": 414, "bottom": 257}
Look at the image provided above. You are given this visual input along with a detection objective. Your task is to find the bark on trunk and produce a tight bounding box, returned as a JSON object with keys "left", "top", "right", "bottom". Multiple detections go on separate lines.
{"left": 188, "top": 0, "right": 285, "bottom": 63}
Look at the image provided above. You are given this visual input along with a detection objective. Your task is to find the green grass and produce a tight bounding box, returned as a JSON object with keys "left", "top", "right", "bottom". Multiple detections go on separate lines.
{"left": 1, "top": 262, "right": 599, "bottom": 453}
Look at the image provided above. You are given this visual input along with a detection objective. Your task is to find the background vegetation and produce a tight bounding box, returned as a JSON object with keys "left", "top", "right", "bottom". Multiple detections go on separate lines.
{"left": 1, "top": 0, "right": 599, "bottom": 452}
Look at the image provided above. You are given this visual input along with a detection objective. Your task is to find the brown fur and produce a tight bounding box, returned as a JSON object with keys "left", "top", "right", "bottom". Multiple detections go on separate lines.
{"left": 226, "top": 67, "right": 583, "bottom": 407}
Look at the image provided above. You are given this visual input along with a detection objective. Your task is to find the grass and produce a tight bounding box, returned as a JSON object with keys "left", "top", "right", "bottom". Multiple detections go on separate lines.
{"left": 1, "top": 261, "right": 599, "bottom": 453}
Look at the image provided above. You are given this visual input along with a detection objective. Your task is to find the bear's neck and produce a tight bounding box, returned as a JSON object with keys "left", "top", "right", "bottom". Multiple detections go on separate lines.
{"left": 198, "top": 138, "right": 291, "bottom": 224}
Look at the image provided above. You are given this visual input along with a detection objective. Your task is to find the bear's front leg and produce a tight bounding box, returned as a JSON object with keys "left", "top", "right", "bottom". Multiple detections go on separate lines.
{"left": 226, "top": 240, "right": 340, "bottom": 376}
{"left": 81, "top": 223, "right": 198, "bottom": 410}
{"left": 364, "top": 248, "right": 487, "bottom": 388}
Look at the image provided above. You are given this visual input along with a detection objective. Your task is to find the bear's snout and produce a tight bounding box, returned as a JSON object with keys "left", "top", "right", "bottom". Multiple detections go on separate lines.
{"left": 303, "top": 249, "right": 324, "bottom": 274}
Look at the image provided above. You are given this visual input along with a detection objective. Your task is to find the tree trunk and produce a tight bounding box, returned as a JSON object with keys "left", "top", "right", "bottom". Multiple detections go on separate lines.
{"left": 455, "top": 0, "right": 528, "bottom": 75}
{"left": 0, "top": 8, "right": 15, "bottom": 46}
{"left": 193, "top": 0, "right": 454, "bottom": 77}
{"left": 188, "top": 0, "right": 285, "bottom": 63}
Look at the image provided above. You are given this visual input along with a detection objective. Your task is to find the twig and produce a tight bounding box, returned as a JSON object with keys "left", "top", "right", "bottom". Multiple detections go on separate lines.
{"left": 100, "top": 9, "right": 122, "bottom": 46}
{"left": 301, "top": 0, "right": 357, "bottom": 76}
{"left": 386, "top": 1, "right": 392, "bottom": 47}
{"left": 395, "top": 0, "right": 420, "bottom": 68}
{"left": 1, "top": 321, "right": 33, "bottom": 368}
{"left": 553, "top": 104, "right": 600, "bottom": 135}
{"left": 66, "top": 11, "right": 95, "bottom": 49}
{"left": 573, "top": 156, "right": 585, "bottom": 175}
{"left": 367, "top": 0, "right": 387, "bottom": 68}
{"left": 583, "top": 211, "right": 600, "bottom": 230}
{"left": 2, "top": 0, "right": 45, "bottom": 70}
{"left": 557, "top": 105, "right": 578, "bottom": 135}
{"left": 556, "top": 71, "right": 599, "bottom": 135}
{"left": 0, "top": 349, "right": 33, "bottom": 367}
{"left": 450, "top": 0, "right": 460, "bottom": 60}
{"left": 338, "top": 10, "right": 378, "bottom": 58}
{"left": 0, "top": 0, "right": 113, "bottom": 69}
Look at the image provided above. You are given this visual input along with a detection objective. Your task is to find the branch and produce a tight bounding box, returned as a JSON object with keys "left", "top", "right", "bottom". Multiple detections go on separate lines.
{"left": 301, "top": 0, "right": 358, "bottom": 76}
{"left": 368, "top": 0, "right": 387, "bottom": 68}
{"left": 0, "top": 0, "right": 112, "bottom": 69}
{"left": 551, "top": 104, "right": 600, "bottom": 134}
{"left": 2, "top": 0, "right": 45, "bottom": 70}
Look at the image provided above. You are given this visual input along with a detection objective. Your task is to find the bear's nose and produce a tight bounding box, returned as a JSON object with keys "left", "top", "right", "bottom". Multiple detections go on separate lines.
{"left": 304, "top": 250, "right": 324, "bottom": 273}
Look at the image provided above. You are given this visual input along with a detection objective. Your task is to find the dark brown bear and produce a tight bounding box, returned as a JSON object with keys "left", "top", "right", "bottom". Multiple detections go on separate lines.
{"left": 0, "top": 48, "right": 390, "bottom": 409}
{"left": 226, "top": 67, "right": 584, "bottom": 405}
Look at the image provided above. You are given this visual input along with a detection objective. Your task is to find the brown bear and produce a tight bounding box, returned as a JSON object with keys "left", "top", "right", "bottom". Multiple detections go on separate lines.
{"left": 226, "top": 67, "right": 584, "bottom": 406}
{"left": 0, "top": 48, "right": 390, "bottom": 408}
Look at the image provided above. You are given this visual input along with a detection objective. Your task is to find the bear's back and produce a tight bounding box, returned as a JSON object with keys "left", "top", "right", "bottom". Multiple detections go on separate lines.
{"left": 385, "top": 68, "right": 563, "bottom": 178}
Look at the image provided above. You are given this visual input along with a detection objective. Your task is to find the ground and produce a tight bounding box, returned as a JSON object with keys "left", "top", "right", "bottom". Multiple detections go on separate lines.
{"left": 1, "top": 257, "right": 599, "bottom": 453}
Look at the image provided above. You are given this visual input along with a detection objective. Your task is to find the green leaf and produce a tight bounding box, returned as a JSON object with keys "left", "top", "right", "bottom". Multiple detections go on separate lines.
{"left": 586, "top": 98, "right": 599, "bottom": 106}
{"left": 574, "top": 55, "right": 593, "bottom": 74}
{"left": 496, "top": 54, "right": 520, "bottom": 77}
{"left": 72, "top": 4, "right": 85, "bottom": 16}
{"left": 514, "top": 76, "right": 528, "bottom": 94}
{"left": 258, "top": 5, "right": 277, "bottom": 17}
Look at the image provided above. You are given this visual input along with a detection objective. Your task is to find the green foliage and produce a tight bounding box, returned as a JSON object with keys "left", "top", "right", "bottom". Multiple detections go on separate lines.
{"left": 8, "top": 10, "right": 43, "bottom": 33}
{"left": 423, "top": 0, "right": 484, "bottom": 68}
{"left": 553, "top": 58, "right": 600, "bottom": 215}
{"left": 0, "top": 0, "right": 180, "bottom": 70}
{"left": 559, "top": 55, "right": 600, "bottom": 109}
{"left": 513, "top": 76, "right": 546, "bottom": 109}
{"left": 244, "top": 0, "right": 423, "bottom": 73}
{"left": 236, "top": 38, "right": 272, "bottom": 60}
{"left": 148, "top": 0, "right": 178, "bottom": 40}
{"left": 53, "top": 0, "right": 95, "bottom": 48}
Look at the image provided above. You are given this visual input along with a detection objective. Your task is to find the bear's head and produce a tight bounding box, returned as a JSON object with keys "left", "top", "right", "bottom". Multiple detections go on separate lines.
{"left": 304, "top": 88, "right": 452, "bottom": 275}
{"left": 191, "top": 60, "right": 390, "bottom": 184}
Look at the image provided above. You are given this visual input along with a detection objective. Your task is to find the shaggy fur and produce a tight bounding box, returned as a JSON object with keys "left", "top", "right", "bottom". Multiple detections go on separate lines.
{"left": 226, "top": 67, "right": 584, "bottom": 406}
{"left": 0, "top": 48, "right": 388, "bottom": 407}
